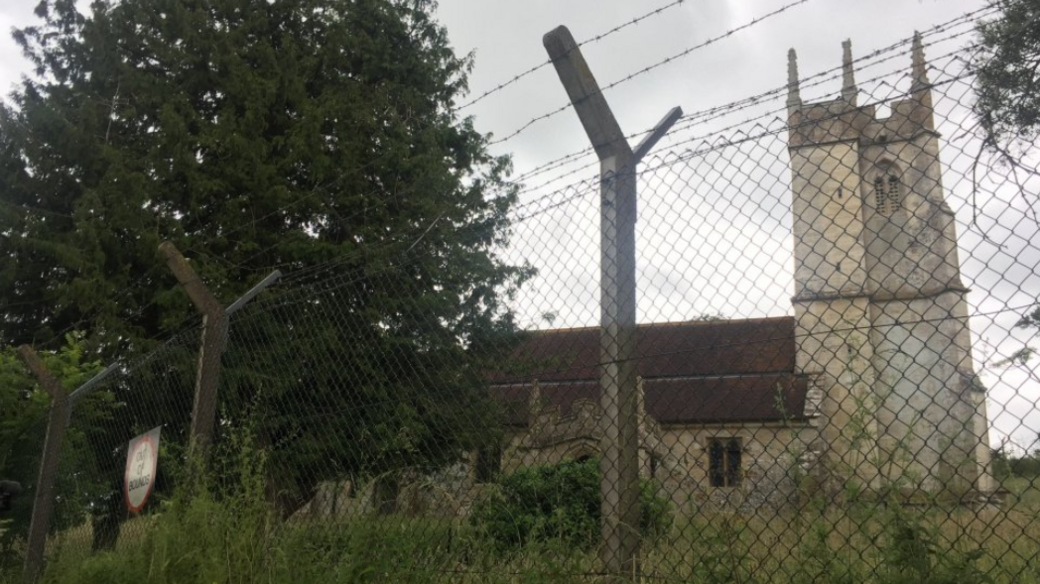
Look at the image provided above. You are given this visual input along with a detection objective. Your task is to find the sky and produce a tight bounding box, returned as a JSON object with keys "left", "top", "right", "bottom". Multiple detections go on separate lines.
{"left": 3, "top": 0, "right": 1039, "bottom": 449}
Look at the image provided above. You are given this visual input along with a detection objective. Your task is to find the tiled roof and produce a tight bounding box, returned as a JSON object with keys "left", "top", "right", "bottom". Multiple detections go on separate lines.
{"left": 492, "top": 375, "right": 810, "bottom": 426}
{"left": 489, "top": 317, "right": 809, "bottom": 425}
{"left": 489, "top": 317, "right": 796, "bottom": 382}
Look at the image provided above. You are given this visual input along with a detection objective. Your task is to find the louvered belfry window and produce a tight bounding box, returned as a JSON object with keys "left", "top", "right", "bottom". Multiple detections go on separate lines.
{"left": 874, "top": 172, "right": 902, "bottom": 216}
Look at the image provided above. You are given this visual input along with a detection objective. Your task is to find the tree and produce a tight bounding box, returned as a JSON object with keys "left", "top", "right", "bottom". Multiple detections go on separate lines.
{"left": 973, "top": 0, "right": 1040, "bottom": 150}
{"left": 0, "top": 0, "right": 529, "bottom": 517}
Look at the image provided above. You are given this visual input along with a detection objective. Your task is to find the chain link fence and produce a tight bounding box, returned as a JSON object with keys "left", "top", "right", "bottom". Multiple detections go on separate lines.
{"left": 10, "top": 14, "right": 1040, "bottom": 584}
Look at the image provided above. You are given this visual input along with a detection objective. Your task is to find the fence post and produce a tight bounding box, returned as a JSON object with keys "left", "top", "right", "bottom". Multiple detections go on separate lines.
{"left": 543, "top": 25, "right": 681, "bottom": 579}
{"left": 159, "top": 242, "right": 282, "bottom": 450}
{"left": 158, "top": 242, "right": 226, "bottom": 450}
{"left": 18, "top": 346, "right": 70, "bottom": 583}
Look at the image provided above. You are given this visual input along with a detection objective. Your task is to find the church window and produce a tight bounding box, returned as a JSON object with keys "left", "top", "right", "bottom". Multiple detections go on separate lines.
{"left": 708, "top": 438, "right": 742, "bottom": 487}
{"left": 887, "top": 175, "right": 902, "bottom": 211}
{"left": 874, "top": 177, "right": 888, "bottom": 215}
{"left": 874, "top": 166, "right": 902, "bottom": 216}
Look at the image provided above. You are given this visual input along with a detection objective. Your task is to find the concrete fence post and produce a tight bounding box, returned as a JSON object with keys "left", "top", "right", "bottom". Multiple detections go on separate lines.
{"left": 159, "top": 242, "right": 226, "bottom": 451}
{"left": 543, "top": 25, "right": 681, "bottom": 580}
{"left": 159, "top": 241, "right": 282, "bottom": 451}
{"left": 18, "top": 346, "right": 70, "bottom": 583}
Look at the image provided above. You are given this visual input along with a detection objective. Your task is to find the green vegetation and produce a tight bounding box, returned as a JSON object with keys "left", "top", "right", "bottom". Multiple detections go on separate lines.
{"left": 0, "top": 0, "right": 525, "bottom": 352}
{"left": 13, "top": 442, "right": 1040, "bottom": 584}
{"left": 992, "top": 441, "right": 1040, "bottom": 511}
{"left": 468, "top": 457, "right": 672, "bottom": 550}
{"left": 22, "top": 489, "right": 1039, "bottom": 584}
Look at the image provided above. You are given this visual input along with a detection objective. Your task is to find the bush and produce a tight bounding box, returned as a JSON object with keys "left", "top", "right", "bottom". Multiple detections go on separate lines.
{"left": 469, "top": 458, "right": 671, "bottom": 550}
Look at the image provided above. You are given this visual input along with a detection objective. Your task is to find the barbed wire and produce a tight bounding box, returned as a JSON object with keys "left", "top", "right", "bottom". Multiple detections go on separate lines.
{"left": 453, "top": 0, "right": 690, "bottom": 112}
{"left": 488, "top": 0, "right": 815, "bottom": 147}
{"left": 510, "top": 28, "right": 986, "bottom": 205}
{"left": 508, "top": 6, "right": 994, "bottom": 195}
{"left": 162, "top": 35, "right": 987, "bottom": 299}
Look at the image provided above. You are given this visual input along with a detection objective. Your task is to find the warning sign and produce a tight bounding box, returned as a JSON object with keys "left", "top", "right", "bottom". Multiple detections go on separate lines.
{"left": 124, "top": 427, "right": 161, "bottom": 514}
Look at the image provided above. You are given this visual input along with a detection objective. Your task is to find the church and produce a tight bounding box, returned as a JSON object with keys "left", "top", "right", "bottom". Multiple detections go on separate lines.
{"left": 483, "top": 35, "right": 996, "bottom": 510}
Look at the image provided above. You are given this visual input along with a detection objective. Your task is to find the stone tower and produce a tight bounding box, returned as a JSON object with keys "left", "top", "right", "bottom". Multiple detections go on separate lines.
{"left": 786, "top": 36, "right": 994, "bottom": 496}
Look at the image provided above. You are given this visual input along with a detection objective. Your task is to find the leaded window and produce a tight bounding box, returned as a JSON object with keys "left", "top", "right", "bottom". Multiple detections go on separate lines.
{"left": 708, "top": 437, "right": 742, "bottom": 487}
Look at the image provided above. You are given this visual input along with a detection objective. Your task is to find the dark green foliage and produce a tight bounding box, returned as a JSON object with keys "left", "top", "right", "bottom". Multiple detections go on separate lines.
{"left": 469, "top": 458, "right": 672, "bottom": 550}
{"left": 31, "top": 441, "right": 592, "bottom": 584}
{"left": 990, "top": 444, "right": 1040, "bottom": 480}
{"left": 0, "top": 0, "right": 525, "bottom": 351}
{"left": 974, "top": 0, "right": 1040, "bottom": 148}
{"left": 1007, "top": 455, "right": 1040, "bottom": 478}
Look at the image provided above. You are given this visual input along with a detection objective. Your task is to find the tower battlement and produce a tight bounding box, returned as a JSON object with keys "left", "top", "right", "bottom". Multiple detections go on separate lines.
{"left": 788, "top": 35, "right": 936, "bottom": 150}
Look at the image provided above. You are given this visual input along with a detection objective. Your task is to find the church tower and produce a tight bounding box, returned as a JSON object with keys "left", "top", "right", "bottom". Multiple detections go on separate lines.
{"left": 787, "top": 36, "right": 994, "bottom": 495}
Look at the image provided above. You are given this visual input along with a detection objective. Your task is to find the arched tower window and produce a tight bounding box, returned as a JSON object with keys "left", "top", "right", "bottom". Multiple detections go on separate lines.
{"left": 873, "top": 164, "right": 903, "bottom": 216}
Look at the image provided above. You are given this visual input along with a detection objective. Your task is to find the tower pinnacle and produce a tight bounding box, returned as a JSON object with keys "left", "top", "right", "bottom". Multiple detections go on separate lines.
{"left": 841, "top": 39, "right": 857, "bottom": 104}
{"left": 911, "top": 31, "right": 930, "bottom": 92}
{"left": 787, "top": 48, "right": 801, "bottom": 113}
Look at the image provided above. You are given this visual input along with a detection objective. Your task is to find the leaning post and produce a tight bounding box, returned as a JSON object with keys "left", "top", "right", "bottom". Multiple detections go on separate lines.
{"left": 543, "top": 25, "right": 682, "bottom": 579}
{"left": 18, "top": 346, "right": 70, "bottom": 583}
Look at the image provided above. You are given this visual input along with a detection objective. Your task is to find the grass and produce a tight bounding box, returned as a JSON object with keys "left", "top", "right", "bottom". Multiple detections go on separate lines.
{"left": 10, "top": 449, "right": 1040, "bottom": 584}
{"left": 10, "top": 487, "right": 1040, "bottom": 584}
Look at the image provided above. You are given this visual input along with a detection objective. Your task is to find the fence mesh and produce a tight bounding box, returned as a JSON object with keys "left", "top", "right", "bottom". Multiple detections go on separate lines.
{"left": 12, "top": 15, "right": 1040, "bottom": 584}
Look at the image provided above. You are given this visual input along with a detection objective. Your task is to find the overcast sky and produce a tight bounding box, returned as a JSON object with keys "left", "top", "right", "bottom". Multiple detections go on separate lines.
{"left": 4, "top": 0, "right": 1039, "bottom": 448}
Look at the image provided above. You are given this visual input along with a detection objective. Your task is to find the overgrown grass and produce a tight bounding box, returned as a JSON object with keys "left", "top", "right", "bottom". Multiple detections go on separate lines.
{"left": 17, "top": 447, "right": 1040, "bottom": 584}
{"left": 25, "top": 501, "right": 1040, "bottom": 583}
{"left": 24, "top": 490, "right": 1040, "bottom": 583}
{"left": 32, "top": 494, "right": 601, "bottom": 584}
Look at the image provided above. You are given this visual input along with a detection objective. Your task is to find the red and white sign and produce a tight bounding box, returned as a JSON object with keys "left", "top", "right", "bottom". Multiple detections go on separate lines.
{"left": 124, "top": 427, "right": 161, "bottom": 514}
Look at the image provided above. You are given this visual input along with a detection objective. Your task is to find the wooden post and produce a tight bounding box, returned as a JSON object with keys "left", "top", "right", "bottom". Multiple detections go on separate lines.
{"left": 18, "top": 346, "right": 70, "bottom": 583}
{"left": 159, "top": 241, "right": 226, "bottom": 450}
{"left": 543, "top": 25, "right": 681, "bottom": 580}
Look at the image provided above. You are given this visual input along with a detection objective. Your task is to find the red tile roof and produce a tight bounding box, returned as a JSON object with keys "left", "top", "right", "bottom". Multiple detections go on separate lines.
{"left": 492, "top": 375, "right": 810, "bottom": 425}
{"left": 490, "top": 317, "right": 796, "bottom": 382}
{"left": 489, "top": 317, "right": 809, "bottom": 425}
